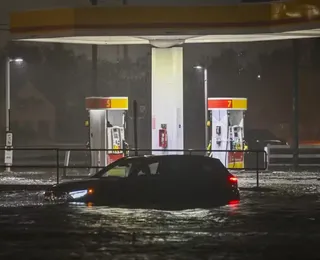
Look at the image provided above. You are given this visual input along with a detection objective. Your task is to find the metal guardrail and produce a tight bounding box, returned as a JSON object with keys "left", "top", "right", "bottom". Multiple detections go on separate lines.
{"left": 0, "top": 147, "right": 266, "bottom": 187}
{"left": 0, "top": 143, "right": 85, "bottom": 148}
{"left": 266, "top": 144, "right": 320, "bottom": 170}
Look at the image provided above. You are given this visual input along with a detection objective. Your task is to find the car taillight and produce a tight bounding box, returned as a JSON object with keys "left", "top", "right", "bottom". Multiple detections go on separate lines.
{"left": 229, "top": 176, "right": 238, "bottom": 183}
{"left": 228, "top": 200, "right": 240, "bottom": 206}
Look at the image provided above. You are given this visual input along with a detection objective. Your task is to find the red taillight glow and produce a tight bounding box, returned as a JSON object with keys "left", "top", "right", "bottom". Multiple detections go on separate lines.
{"left": 229, "top": 176, "right": 238, "bottom": 183}
{"left": 228, "top": 200, "right": 240, "bottom": 206}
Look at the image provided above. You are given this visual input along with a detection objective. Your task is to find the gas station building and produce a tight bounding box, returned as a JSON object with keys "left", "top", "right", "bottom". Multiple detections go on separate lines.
{"left": 9, "top": 1, "right": 320, "bottom": 168}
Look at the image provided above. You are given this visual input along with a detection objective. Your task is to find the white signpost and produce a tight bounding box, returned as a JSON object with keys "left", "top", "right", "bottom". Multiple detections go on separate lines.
{"left": 4, "top": 132, "right": 13, "bottom": 172}
{"left": 5, "top": 132, "right": 13, "bottom": 146}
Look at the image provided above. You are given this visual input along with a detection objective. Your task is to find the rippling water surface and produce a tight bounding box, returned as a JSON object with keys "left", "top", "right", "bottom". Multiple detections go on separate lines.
{"left": 0, "top": 171, "right": 319, "bottom": 259}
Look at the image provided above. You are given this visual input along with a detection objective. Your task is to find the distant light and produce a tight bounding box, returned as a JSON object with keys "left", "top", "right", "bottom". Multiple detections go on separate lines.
{"left": 9, "top": 58, "right": 24, "bottom": 63}
{"left": 194, "top": 65, "right": 203, "bottom": 70}
{"left": 257, "top": 74, "right": 261, "bottom": 79}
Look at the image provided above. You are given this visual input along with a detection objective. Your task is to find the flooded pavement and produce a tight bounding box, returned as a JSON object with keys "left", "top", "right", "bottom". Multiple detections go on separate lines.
{"left": 0, "top": 171, "right": 319, "bottom": 259}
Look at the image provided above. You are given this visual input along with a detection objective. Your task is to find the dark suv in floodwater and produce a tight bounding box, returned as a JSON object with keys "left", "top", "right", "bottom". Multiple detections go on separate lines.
{"left": 44, "top": 155, "right": 240, "bottom": 210}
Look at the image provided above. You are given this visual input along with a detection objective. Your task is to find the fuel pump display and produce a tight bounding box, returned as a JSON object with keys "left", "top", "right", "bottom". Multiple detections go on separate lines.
{"left": 207, "top": 97, "right": 247, "bottom": 169}
{"left": 107, "top": 126, "right": 126, "bottom": 164}
{"left": 228, "top": 125, "right": 245, "bottom": 168}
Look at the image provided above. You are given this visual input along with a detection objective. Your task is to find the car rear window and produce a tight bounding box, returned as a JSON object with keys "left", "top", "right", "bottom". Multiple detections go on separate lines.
{"left": 159, "top": 156, "right": 228, "bottom": 176}
{"left": 200, "top": 157, "right": 229, "bottom": 176}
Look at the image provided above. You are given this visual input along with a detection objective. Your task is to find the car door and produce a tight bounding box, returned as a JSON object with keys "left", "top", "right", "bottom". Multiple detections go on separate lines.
{"left": 163, "top": 156, "right": 223, "bottom": 204}
{"left": 153, "top": 157, "right": 195, "bottom": 206}
{"left": 97, "top": 161, "right": 133, "bottom": 206}
{"left": 123, "top": 158, "right": 159, "bottom": 207}
{"left": 142, "top": 159, "right": 161, "bottom": 206}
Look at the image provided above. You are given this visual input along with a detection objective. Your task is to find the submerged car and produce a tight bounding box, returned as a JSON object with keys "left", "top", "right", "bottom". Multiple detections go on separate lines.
{"left": 44, "top": 155, "right": 240, "bottom": 209}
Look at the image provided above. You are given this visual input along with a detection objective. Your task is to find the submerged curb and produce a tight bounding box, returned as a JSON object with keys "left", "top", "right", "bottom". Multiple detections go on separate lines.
{"left": 240, "top": 187, "right": 275, "bottom": 192}
{"left": 0, "top": 184, "right": 52, "bottom": 191}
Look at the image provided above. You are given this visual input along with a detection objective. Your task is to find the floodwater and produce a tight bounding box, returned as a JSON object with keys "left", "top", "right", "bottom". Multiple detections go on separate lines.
{"left": 0, "top": 171, "right": 319, "bottom": 259}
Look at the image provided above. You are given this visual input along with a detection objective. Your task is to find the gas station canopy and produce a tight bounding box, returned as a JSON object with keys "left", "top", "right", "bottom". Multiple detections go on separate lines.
{"left": 10, "top": 1, "right": 320, "bottom": 45}
{"left": 8, "top": 0, "right": 320, "bottom": 156}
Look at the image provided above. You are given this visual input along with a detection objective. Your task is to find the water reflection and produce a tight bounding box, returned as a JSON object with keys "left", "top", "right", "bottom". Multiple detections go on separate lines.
{"left": 0, "top": 172, "right": 319, "bottom": 259}
{"left": 65, "top": 202, "right": 243, "bottom": 245}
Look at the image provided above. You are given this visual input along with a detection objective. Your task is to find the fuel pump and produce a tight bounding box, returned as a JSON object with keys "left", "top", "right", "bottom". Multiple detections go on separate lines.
{"left": 85, "top": 96, "right": 129, "bottom": 172}
{"left": 228, "top": 125, "right": 245, "bottom": 168}
{"left": 229, "top": 126, "right": 244, "bottom": 151}
{"left": 207, "top": 97, "right": 247, "bottom": 169}
{"left": 107, "top": 126, "right": 126, "bottom": 163}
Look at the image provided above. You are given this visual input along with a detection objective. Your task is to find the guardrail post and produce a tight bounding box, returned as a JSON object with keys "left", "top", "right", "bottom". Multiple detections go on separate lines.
{"left": 264, "top": 146, "right": 269, "bottom": 171}
{"left": 133, "top": 100, "right": 138, "bottom": 156}
{"left": 292, "top": 39, "right": 300, "bottom": 172}
{"left": 256, "top": 150, "right": 259, "bottom": 188}
{"left": 122, "top": 140, "right": 126, "bottom": 157}
{"left": 56, "top": 149, "right": 60, "bottom": 184}
{"left": 63, "top": 150, "right": 70, "bottom": 178}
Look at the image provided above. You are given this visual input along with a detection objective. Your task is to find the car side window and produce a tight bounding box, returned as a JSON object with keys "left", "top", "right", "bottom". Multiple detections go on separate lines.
{"left": 136, "top": 167, "right": 147, "bottom": 176}
{"left": 149, "top": 162, "right": 159, "bottom": 175}
{"left": 102, "top": 162, "right": 132, "bottom": 178}
{"left": 128, "top": 160, "right": 159, "bottom": 177}
{"left": 158, "top": 157, "right": 196, "bottom": 177}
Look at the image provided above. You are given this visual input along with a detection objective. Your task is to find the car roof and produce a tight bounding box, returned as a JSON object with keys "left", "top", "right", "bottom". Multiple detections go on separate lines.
{"left": 93, "top": 154, "right": 226, "bottom": 178}
{"left": 122, "top": 154, "right": 222, "bottom": 163}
